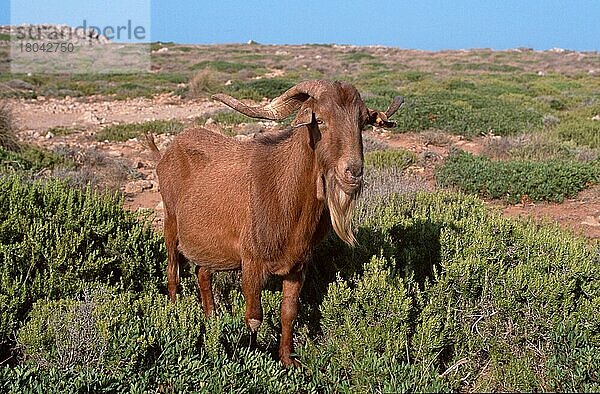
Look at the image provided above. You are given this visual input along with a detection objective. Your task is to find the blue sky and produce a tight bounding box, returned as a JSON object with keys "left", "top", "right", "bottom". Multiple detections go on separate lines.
{"left": 2, "top": 0, "right": 599, "bottom": 51}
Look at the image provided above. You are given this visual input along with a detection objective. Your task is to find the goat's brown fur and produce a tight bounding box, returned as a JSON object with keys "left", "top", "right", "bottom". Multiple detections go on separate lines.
{"left": 150, "top": 80, "right": 402, "bottom": 367}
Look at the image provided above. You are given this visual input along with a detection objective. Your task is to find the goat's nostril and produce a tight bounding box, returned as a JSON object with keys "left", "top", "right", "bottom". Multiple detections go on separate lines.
{"left": 345, "top": 163, "right": 363, "bottom": 179}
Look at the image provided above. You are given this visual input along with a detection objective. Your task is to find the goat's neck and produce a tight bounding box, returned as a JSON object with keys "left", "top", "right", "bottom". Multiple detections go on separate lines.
{"left": 249, "top": 129, "right": 326, "bottom": 263}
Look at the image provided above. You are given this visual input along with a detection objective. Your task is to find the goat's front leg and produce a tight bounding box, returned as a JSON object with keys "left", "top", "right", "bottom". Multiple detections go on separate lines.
{"left": 241, "top": 260, "right": 265, "bottom": 348}
{"left": 279, "top": 269, "right": 305, "bottom": 367}
{"left": 196, "top": 266, "right": 215, "bottom": 316}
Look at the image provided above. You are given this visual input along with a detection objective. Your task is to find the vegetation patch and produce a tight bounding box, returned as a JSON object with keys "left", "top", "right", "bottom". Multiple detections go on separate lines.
{"left": 95, "top": 119, "right": 185, "bottom": 142}
{"left": 0, "top": 104, "right": 19, "bottom": 151}
{"left": 189, "top": 60, "right": 261, "bottom": 73}
{"left": 391, "top": 92, "right": 543, "bottom": 137}
{"left": 0, "top": 145, "right": 68, "bottom": 173}
{"left": 364, "top": 149, "right": 416, "bottom": 170}
{"left": 225, "top": 78, "right": 298, "bottom": 101}
{"left": 436, "top": 151, "right": 600, "bottom": 203}
{"left": 0, "top": 178, "right": 599, "bottom": 392}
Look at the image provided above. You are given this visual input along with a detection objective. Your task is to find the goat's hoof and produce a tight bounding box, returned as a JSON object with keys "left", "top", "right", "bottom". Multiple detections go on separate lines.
{"left": 247, "top": 318, "right": 262, "bottom": 332}
{"left": 280, "top": 355, "right": 301, "bottom": 368}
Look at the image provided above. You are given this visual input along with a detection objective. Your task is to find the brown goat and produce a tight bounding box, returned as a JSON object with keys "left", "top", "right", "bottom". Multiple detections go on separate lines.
{"left": 148, "top": 80, "right": 402, "bottom": 367}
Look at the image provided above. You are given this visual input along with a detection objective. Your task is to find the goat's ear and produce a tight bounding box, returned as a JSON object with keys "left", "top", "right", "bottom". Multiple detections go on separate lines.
{"left": 366, "top": 95, "right": 404, "bottom": 128}
{"left": 291, "top": 107, "right": 313, "bottom": 128}
{"left": 366, "top": 109, "right": 396, "bottom": 128}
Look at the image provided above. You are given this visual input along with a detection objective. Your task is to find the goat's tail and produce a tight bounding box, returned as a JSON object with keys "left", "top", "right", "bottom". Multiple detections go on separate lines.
{"left": 144, "top": 133, "right": 162, "bottom": 162}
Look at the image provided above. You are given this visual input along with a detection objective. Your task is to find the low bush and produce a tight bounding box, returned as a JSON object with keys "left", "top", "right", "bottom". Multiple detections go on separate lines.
{"left": 224, "top": 78, "right": 297, "bottom": 101}
{"left": 364, "top": 149, "right": 416, "bottom": 170}
{"left": 95, "top": 119, "right": 185, "bottom": 142}
{"left": 436, "top": 151, "right": 599, "bottom": 203}
{"left": 554, "top": 118, "right": 600, "bottom": 149}
{"left": 1, "top": 178, "right": 599, "bottom": 392}
{"left": 189, "top": 60, "right": 261, "bottom": 74}
{"left": 0, "top": 176, "right": 166, "bottom": 360}
{"left": 392, "top": 92, "right": 543, "bottom": 137}
{"left": 0, "top": 145, "right": 67, "bottom": 173}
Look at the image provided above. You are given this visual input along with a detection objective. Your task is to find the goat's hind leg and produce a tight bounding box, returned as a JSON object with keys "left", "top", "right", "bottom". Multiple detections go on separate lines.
{"left": 164, "top": 213, "right": 180, "bottom": 303}
{"left": 195, "top": 266, "right": 215, "bottom": 316}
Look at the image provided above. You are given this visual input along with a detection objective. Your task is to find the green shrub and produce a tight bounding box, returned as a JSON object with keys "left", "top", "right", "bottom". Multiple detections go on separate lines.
{"left": 189, "top": 60, "right": 261, "bottom": 73}
{"left": 364, "top": 149, "right": 416, "bottom": 170}
{"left": 0, "top": 176, "right": 166, "bottom": 359}
{"left": 0, "top": 145, "right": 67, "bottom": 173}
{"left": 392, "top": 92, "right": 543, "bottom": 137}
{"left": 225, "top": 78, "right": 297, "bottom": 101}
{"left": 209, "top": 111, "right": 261, "bottom": 125}
{"left": 300, "top": 256, "right": 448, "bottom": 392}
{"left": 436, "top": 151, "right": 600, "bottom": 203}
{"left": 1, "top": 177, "right": 599, "bottom": 392}
{"left": 11, "top": 291, "right": 315, "bottom": 393}
{"left": 95, "top": 119, "right": 184, "bottom": 142}
{"left": 555, "top": 119, "right": 600, "bottom": 149}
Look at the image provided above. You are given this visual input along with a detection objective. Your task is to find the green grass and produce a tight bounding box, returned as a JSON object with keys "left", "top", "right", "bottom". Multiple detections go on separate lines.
{"left": 341, "top": 50, "right": 376, "bottom": 62}
{"left": 46, "top": 126, "right": 77, "bottom": 136}
{"left": 95, "top": 119, "right": 185, "bottom": 142}
{"left": 189, "top": 60, "right": 262, "bottom": 73}
{"left": 364, "top": 149, "right": 416, "bottom": 170}
{"left": 209, "top": 111, "right": 262, "bottom": 125}
{"left": 450, "top": 62, "right": 522, "bottom": 72}
{"left": 436, "top": 151, "right": 600, "bottom": 203}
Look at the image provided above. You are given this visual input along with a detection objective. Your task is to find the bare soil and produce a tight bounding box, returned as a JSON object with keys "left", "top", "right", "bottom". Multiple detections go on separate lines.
{"left": 5, "top": 94, "right": 600, "bottom": 240}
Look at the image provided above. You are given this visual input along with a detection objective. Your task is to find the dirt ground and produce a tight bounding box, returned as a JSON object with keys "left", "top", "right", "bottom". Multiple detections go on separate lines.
{"left": 6, "top": 94, "right": 600, "bottom": 241}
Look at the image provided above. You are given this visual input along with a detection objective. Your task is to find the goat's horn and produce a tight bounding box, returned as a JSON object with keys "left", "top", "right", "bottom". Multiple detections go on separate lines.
{"left": 385, "top": 96, "right": 404, "bottom": 118}
{"left": 212, "top": 80, "right": 329, "bottom": 121}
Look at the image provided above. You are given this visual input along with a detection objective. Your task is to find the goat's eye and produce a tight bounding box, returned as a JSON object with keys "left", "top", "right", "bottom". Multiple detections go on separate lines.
{"left": 316, "top": 119, "right": 324, "bottom": 125}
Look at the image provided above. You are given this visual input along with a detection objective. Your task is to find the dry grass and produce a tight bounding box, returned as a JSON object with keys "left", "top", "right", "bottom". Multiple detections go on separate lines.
{"left": 0, "top": 104, "right": 20, "bottom": 151}
{"left": 188, "top": 69, "right": 221, "bottom": 98}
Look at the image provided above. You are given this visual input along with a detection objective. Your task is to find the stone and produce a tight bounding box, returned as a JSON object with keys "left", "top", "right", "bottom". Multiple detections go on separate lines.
{"left": 125, "top": 181, "right": 143, "bottom": 194}
{"left": 7, "top": 79, "right": 35, "bottom": 90}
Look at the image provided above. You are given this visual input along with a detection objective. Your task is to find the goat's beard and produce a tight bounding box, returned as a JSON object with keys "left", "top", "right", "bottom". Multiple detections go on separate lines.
{"left": 325, "top": 172, "right": 360, "bottom": 246}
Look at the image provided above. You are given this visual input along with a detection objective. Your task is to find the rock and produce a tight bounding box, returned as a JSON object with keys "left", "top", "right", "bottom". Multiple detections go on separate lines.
{"left": 537, "top": 71, "right": 547, "bottom": 76}
{"left": 136, "top": 161, "right": 145, "bottom": 169}
{"left": 140, "top": 180, "right": 153, "bottom": 190}
{"left": 107, "top": 150, "right": 123, "bottom": 157}
{"left": 155, "top": 201, "right": 164, "bottom": 210}
{"left": 82, "top": 111, "right": 102, "bottom": 124}
{"left": 45, "top": 131, "right": 54, "bottom": 139}
{"left": 582, "top": 216, "right": 600, "bottom": 227}
{"left": 125, "top": 181, "right": 143, "bottom": 194}
{"left": 543, "top": 114, "right": 560, "bottom": 126}
{"left": 225, "top": 80, "right": 232, "bottom": 86}
{"left": 205, "top": 117, "right": 215, "bottom": 125}
{"left": 156, "top": 47, "right": 169, "bottom": 53}
{"left": 592, "top": 115, "right": 600, "bottom": 121}
{"left": 7, "top": 79, "right": 35, "bottom": 90}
